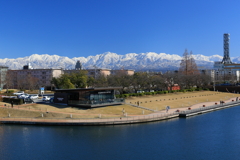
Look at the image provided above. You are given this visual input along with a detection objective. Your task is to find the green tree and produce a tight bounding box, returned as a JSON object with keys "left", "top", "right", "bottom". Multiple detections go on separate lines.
{"left": 94, "top": 74, "right": 108, "bottom": 87}
{"left": 87, "top": 76, "right": 95, "bottom": 87}
{"left": 51, "top": 70, "right": 89, "bottom": 89}
{"left": 61, "top": 77, "right": 75, "bottom": 89}
{"left": 69, "top": 70, "right": 88, "bottom": 88}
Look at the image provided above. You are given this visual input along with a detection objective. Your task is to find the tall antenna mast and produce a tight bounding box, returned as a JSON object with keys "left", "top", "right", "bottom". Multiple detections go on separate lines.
{"left": 221, "top": 33, "right": 232, "bottom": 64}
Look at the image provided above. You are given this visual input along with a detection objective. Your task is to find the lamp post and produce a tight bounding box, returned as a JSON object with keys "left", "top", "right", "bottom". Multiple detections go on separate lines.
{"left": 213, "top": 72, "right": 215, "bottom": 91}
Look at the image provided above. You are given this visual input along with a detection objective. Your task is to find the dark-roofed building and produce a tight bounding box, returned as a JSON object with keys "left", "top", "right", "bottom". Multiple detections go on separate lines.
{"left": 54, "top": 87, "right": 124, "bottom": 108}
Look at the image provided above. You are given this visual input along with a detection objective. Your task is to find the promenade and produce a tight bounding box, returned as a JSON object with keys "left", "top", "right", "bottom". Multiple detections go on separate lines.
{"left": 0, "top": 96, "right": 240, "bottom": 126}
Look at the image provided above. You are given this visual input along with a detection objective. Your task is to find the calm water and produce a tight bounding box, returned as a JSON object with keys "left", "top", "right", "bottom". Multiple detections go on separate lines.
{"left": 1, "top": 106, "right": 240, "bottom": 160}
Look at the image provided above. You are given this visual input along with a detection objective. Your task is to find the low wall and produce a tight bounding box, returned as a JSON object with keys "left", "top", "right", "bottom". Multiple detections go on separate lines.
{"left": 0, "top": 113, "right": 179, "bottom": 126}
{"left": 179, "top": 100, "right": 240, "bottom": 117}
{"left": 215, "top": 86, "right": 240, "bottom": 93}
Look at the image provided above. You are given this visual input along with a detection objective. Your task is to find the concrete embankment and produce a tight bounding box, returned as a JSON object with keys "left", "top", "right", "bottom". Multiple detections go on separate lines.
{"left": 0, "top": 113, "right": 179, "bottom": 126}
{"left": 179, "top": 100, "right": 240, "bottom": 117}
{"left": 1, "top": 100, "right": 240, "bottom": 126}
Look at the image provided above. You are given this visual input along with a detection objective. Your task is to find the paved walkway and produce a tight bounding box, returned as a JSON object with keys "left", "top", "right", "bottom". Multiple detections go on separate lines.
{"left": 152, "top": 97, "right": 238, "bottom": 115}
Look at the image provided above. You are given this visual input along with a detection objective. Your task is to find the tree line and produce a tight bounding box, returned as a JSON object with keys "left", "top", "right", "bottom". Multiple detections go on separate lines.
{"left": 50, "top": 70, "right": 211, "bottom": 93}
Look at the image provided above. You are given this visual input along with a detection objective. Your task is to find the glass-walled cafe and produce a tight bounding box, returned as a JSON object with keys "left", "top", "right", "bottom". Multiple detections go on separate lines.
{"left": 54, "top": 87, "right": 124, "bottom": 108}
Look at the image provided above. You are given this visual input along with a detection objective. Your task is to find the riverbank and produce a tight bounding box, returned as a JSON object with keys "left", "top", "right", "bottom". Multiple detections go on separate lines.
{"left": 0, "top": 94, "right": 240, "bottom": 126}
{"left": 0, "top": 98, "right": 239, "bottom": 125}
{"left": 0, "top": 91, "right": 239, "bottom": 125}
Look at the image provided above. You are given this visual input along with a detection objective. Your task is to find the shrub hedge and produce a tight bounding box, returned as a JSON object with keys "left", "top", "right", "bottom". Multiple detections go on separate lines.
{"left": 7, "top": 90, "right": 14, "bottom": 93}
{"left": 2, "top": 98, "right": 24, "bottom": 105}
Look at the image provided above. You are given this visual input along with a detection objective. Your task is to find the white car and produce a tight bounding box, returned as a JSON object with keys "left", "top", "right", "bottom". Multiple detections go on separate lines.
{"left": 42, "top": 96, "right": 50, "bottom": 101}
{"left": 13, "top": 91, "right": 24, "bottom": 95}
{"left": 29, "top": 94, "right": 39, "bottom": 99}
{"left": 18, "top": 94, "right": 29, "bottom": 99}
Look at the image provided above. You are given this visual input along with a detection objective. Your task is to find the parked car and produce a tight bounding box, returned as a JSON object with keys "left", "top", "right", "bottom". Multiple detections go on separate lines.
{"left": 29, "top": 94, "right": 39, "bottom": 99}
{"left": 18, "top": 94, "right": 29, "bottom": 99}
{"left": 23, "top": 98, "right": 34, "bottom": 104}
{"left": 42, "top": 96, "right": 50, "bottom": 101}
{"left": 13, "top": 91, "right": 24, "bottom": 95}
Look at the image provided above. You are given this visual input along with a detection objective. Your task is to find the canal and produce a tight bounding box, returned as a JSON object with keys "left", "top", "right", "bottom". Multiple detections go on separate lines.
{"left": 1, "top": 105, "right": 240, "bottom": 160}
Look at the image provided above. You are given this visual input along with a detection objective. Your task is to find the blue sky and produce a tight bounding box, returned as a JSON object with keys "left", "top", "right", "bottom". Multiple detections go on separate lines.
{"left": 1, "top": 0, "right": 240, "bottom": 59}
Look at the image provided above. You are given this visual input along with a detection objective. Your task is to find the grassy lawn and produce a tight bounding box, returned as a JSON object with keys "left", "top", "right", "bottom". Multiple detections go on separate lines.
{"left": 125, "top": 91, "right": 236, "bottom": 111}
{"left": 0, "top": 91, "right": 237, "bottom": 119}
{"left": 0, "top": 103, "right": 153, "bottom": 119}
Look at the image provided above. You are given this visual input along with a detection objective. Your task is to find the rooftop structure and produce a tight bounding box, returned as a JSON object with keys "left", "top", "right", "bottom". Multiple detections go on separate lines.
{"left": 221, "top": 33, "right": 232, "bottom": 64}
{"left": 23, "top": 62, "right": 33, "bottom": 70}
{"left": 214, "top": 33, "right": 233, "bottom": 70}
{"left": 75, "top": 60, "right": 82, "bottom": 70}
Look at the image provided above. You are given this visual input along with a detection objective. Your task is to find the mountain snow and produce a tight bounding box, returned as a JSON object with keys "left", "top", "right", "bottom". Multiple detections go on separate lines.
{"left": 0, "top": 52, "right": 237, "bottom": 71}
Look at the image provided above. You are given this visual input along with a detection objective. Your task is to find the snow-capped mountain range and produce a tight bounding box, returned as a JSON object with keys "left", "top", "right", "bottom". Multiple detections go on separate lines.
{"left": 0, "top": 52, "right": 238, "bottom": 71}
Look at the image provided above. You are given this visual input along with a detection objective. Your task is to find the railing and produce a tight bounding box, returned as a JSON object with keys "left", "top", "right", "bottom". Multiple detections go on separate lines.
{"left": 0, "top": 112, "right": 179, "bottom": 124}
{"left": 179, "top": 100, "right": 240, "bottom": 115}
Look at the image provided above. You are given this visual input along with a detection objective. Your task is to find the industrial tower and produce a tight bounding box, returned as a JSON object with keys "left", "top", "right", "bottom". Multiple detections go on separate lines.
{"left": 221, "top": 33, "right": 232, "bottom": 64}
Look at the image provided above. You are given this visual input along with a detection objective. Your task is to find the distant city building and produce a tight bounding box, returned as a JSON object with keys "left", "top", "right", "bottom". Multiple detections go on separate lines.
{"left": 65, "top": 61, "right": 135, "bottom": 77}
{"left": 212, "top": 33, "right": 240, "bottom": 83}
{"left": 213, "top": 61, "right": 224, "bottom": 70}
{"left": 215, "top": 70, "right": 239, "bottom": 83}
{"left": 8, "top": 63, "right": 63, "bottom": 89}
{"left": 75, "top": 60, "right": 82, "bottom": 70}
{"left": 201, "top": 69, "right": 239, "bottom": 83}
{"left": 111, "top": 69, "right": 135, "bottom": 76}
{"left": 63, "top": 68, "right": 111, "bottom": 77}
{"left": 200, "top": 69, "right": 215, "bottom": 81}
{"left": 0, "top": 66, "right": 8, "bottom": 89}
{"left": 86, "top": 69, "right": 111, "bottom": 77}
{"left": 7, "top": 61, "right": 135, "bottom": 89}
{"left": 224, "top": 64, "right": 240, "bottom": 71}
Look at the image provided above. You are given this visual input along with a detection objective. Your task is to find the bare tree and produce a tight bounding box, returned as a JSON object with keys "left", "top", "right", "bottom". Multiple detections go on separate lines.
{"left": 4, "top": 71, "right": 16, "bottom": 92}
{"left": 27, "top": 75, "right": 39, "bottom": 90}
{"left": 162, "top": 71, "right": 180, "bottom": 90}
{"left": 179, "top": 49, "right": 199, "bottom": 75}
{"left": 179, "top": 49, "right": 200, "bottom": 89}
{"left": 108, "top": 72, "right": 133, "bottom": 93}
{"left": 94, "top": 74, "right": 108, "bottom": 87}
